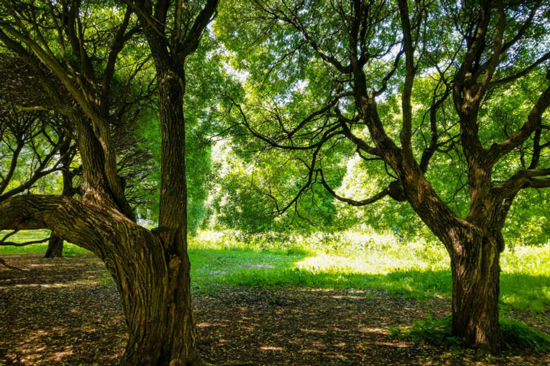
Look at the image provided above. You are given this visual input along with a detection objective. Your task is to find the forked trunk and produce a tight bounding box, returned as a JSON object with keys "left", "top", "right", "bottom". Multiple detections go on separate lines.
{"left": 450, "top": 232, "right": 501, "bottom": 352}
{"left": 44, "top": 234, "right": 63, "bottom": 258}
{"left": 395, "top": 159, "right": 504, "bottom": 352}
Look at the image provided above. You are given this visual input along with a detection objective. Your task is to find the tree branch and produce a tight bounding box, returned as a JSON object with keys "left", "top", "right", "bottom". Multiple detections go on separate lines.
{"left": 486, "top": 81, "right": 550, "bottom": 165}
{"left": 318, "top": 169, "right": 389, "bottom": 206}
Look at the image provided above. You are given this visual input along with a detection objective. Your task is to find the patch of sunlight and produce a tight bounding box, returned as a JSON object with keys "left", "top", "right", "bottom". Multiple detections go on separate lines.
{"left": 9, "top": 283, "right": 69, "bottom": 289}
{"left": 259, "top": 346, "right": 284, "bottom": 351}
{"left": 294, "top": 255, "right": 380, "bottom": 275}
{"left": 300, "top": 329, "right": 327, "bottom": 334}
{"left": 375, "top": 341, "right": 409, "bottom": 348}
{"left": 358, "top": 327, "right": 388, "bottom": 334}
{"left": 501, "top": 243, "right": 550, "bottom": 276}
{"left": 48, "top": 348, "right": 74, "bottom": 362}
{"left": 292, "top": 252, "right": 448, "bottom": 276}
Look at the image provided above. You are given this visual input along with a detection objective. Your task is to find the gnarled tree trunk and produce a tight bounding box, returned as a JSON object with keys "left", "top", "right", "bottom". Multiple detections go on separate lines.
{"left": 106, "top": 230, "right": 199, "bottom": 365}
{"left": 449, "top": 230, "right": 502, "bottom": 352}
{"left": 0, "top": 195, "right": 201, "bottom": 366}
{"left": 394, "top": 157, "right": 505, "bottom": 352}
{"left": 0, "top": 0, "right": 216, "bottom": 363}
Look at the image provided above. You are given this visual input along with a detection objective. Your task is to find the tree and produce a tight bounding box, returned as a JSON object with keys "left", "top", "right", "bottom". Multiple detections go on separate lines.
{"left": 44, "top": 134, "right": 78, "bottom": 258}
{"left": 0, "top": 108, "right": 73, "bottom": 258}
{"left": 0, "top": 0, "right": 217, "bottom": 363}
{"left": 0, "top": 53, "right": 77, "bottom": 258}
{"left": 218, "top": 0, "right": 550, "bottom": 352}
{"left": 0, "top": 60, "right": 71, "bottom": 206}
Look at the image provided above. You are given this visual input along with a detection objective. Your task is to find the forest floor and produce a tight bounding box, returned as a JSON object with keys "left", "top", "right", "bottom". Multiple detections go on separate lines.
{"left": 1, "top": 254, "right": 549, "bottom": 365}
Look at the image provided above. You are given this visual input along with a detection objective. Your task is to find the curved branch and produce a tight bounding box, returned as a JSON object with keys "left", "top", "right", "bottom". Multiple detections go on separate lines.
{"left": 486, "top": 82, "right": 550, "bottom": 165}
{"left": 490, "top": 52, "right": 550, "bottom": 88}
{"left": 0, "top": 229, "right": 19, "bottom": 244}
{"left": 253, "top": 0, "right": 351, "bottom": 74}
{"left": 0, "top": 238, "right": 49, "bottom": 246}
{"left": 397, "top": 0, "right": 416, "bottom": 153}
{"left": 0, "top": 142, "right": 23, "bottom": 195}
{"left": 0, "top": 257, "right": 23, "bottom": 271}
{"left": 232, "top": 99, "right": 342, "bottom": 151}
{"left": 419, "top": 87, "right": 451, "bottom": 172}
{"left": 492, "top": 168, "right": 550, "bottom": 198}
{"left": 318, "top": 169, "right": 389, "bottom": 206}
{"left": 0, "top": 195, "right": 130, "bottom": 254}
{"left": 180, "top": 0, "right": 219, "bottom": 58}
{"left": 335, "top": 108, "right": 380, "bottom": 156}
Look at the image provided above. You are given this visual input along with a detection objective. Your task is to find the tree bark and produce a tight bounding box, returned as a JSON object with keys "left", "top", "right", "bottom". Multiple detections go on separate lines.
{"left": 449, "top": 230, "right": 502, "bottom": 352}
{"left": 0, "top": 195, "right": 201, "bottom": 365}
{"left": 44, "top": 235, "right": 63, "bottom": 258}
{"left": 135, "top": 65, "right": 200, "bottom": 365}
{"left": 45, "top": 138, "right": 73, "bottom": 259}
{"left": 113, "top": 231, "right": 199, "bottom": 366}
{"left": 0, "top": 1, "right": 216, "bottom": 363}
{"left": 385, "top": 153, "right": 504, "bottom": 351}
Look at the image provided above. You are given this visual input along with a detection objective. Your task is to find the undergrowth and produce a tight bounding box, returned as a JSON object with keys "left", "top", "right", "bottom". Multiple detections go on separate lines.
{"left": 390, "top": 316, "right": 550, "bottom": 352}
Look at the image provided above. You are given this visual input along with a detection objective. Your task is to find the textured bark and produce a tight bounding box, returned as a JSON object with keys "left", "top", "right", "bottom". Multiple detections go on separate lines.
{"left": 151, "top": 68, "right": 201, "bottom": 365}
{"left": 451, "top": 236, "right": 501, "bottom": 352}
{"left": 395, "top": 154, "right": 504, "bottom": 351}
{"left": 349, "top": 16, "right": 506, "bottom": 350}
{"left": 0, "top": 195, "right": 200, "bottom": 365}
{"left": 44, "top": 235, "right": 63, "bottom": 258}
{"left": 112, "top": 229, "right": 199, "bottom": 366}
{"left": 120, "top": 0, "right": 220, "bottom": 361}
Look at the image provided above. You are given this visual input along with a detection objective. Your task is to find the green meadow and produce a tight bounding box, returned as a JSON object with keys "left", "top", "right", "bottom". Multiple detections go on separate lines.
{"left": 2, "top": 229, "right": 549, "bottom": 314}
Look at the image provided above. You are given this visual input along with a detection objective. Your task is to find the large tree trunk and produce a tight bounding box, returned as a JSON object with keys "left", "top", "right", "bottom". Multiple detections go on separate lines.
{"left": 0, "top": 195, "right": 200, "bottom": 365}
{"left": 134, "top": 65, "right": 201, "bottom": 365}
{"left": 0, "top": 1, "right": 217, "bottom": 362}
{"left": 112, "top": 231, "right": 199, "bottom": 366}
{"left": 392, "top": 158, "right": 504, "bottom": 352}
{"left": 449, "top": 229, "right": 502, "bottom": 352}
{"left": 44, "top": 234, "right": 63, "bottom": 258}
{"left": 387, "top": 149, "right": 506, "bottom": 352}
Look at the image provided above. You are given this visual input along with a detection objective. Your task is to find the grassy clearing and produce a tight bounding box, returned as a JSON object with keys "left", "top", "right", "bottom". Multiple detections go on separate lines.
{"left": 188, "top": 230, "right": 550, "bottom": 314}
{"left": 390, "top": 315, "right": 550, "bottom": 352}
{"left": 2, "top": 228, "right": 549, "bottom": 314}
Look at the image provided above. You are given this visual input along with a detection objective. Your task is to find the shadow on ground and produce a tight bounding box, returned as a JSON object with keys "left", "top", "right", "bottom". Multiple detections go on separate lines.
{"left": 0, "top": 253, "right": 549, "bottom": 365}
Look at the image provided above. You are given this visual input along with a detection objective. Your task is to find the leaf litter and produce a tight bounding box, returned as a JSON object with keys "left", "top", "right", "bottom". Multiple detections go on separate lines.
{"left": 0, "top": 254, "right": 548, "bottom": 365}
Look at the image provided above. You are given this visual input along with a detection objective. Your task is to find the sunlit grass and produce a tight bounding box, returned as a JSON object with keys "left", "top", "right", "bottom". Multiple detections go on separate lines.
{"left": 189, "top": 229, "right": 450, "bottom": 291}
{"left": 2, "top": 228, "right": 549, "bottom": 313}
{"left": 0, "top": 230, "right": 90, "bottom": 256}
{"left": 189, "top": 229, "right": 550, "bottom": 313}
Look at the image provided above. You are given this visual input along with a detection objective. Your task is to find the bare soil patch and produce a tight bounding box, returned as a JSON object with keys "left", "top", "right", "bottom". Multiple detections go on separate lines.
{"left": 1, "top": 255, "right": 548, "bottom": 365}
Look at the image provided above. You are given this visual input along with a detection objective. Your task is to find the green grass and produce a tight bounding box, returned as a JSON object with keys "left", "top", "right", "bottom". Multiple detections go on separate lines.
{"left": 389, "top": 316, "right": 462, "bottom": 348}
{"left": 188, "top": 230, "right": 550, "bottom": 313}
{"left": 0, "top": 230, "right": 91, "bottom": 256}
{"left": 390, "top": 316, "right": 550, "bottom": 352}
{"left": 501, "top": 318, "right": 550, "bottom": 351}
{"left": 2, "top": 228, "right": 550, "bottom": 314}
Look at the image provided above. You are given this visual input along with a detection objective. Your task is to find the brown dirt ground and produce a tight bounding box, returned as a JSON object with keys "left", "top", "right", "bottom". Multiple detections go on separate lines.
{"left": 0, "top": 254, "right": 549, "bottom": 366}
